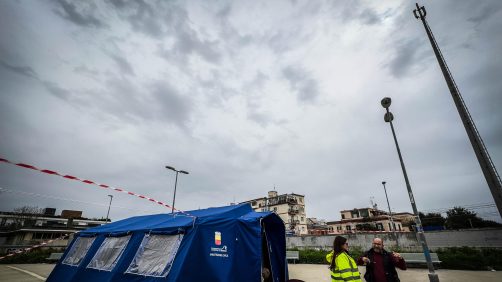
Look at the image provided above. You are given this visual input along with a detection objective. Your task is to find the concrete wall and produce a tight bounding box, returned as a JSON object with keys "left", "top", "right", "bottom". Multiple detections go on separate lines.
{"left": 286, "top": 228, "right": 502, "bottom": 251}
{"left": 425, "top": 228, "right": 502, "bottom": 249}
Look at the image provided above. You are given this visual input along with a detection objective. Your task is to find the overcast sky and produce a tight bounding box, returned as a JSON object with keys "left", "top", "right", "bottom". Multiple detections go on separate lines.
{"left": 1, "top": 0, "right": 501, "bottom": 223}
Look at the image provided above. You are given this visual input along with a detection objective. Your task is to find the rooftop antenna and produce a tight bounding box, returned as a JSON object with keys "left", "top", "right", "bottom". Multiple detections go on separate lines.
{"left": 370, "top": 196, "right": 378, "bottom": 210}
{"left": 414, "top": 2, "right": 502, "bottom": 219}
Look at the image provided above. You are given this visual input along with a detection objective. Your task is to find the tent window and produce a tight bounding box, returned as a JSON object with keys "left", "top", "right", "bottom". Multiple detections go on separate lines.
{"left": 62, "top": 236, "right": 96, "bottom": 266}
{"left": 87, "top": 235, "right": 131, "bottom": 271}
{"left": 125, "top": 234, "right": 183, "bottom": 277}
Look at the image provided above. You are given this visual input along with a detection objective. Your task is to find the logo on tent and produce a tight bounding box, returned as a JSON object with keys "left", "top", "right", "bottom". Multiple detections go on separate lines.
{"left": 215, "top": 231, "right": 221, "bottom": 245}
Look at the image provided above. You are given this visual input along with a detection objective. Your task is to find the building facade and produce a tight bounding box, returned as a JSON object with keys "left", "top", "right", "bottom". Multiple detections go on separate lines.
{"left": 0, "top": 208, "right": 107, "bottom": 254}
{"left": 243, "top": 191, "right": 308, "bottom": 235}
{"left": 327, "top": 207, "right": 410, "bottom": 234}
{"left": 307, "top": 218, "right": 330, "bottom": 235}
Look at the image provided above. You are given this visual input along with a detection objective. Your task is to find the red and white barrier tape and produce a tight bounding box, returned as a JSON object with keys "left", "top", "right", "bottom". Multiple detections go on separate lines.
{"left": 0, "top": 234, "right": 70, "bottom": 260}
{"left": 0, "top": 157, "right": 191, "bottom": 216}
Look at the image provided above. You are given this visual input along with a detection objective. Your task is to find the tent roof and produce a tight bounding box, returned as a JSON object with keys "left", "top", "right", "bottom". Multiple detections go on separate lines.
{"left": 80, "top": 203, "right": 272, "bottom": 235}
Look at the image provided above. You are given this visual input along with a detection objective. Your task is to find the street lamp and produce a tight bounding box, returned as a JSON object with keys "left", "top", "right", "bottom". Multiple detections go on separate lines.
{"left": 381, "top": 97, "right": 439, "bottom": 282}
{"left": 381, "top": 181, "right": 399, "bottom": 248}
{"left": 105, "top": 194, "right": 113, "bottom": 223}
{"left": 165, "top": 165, "right": 189, "bottom": 213}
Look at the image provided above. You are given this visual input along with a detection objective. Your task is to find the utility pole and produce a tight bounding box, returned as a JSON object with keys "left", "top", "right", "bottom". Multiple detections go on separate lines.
{"left": 381, "top": 97, "right": 439, "bottom": 282}
{"left": 165, "top": 165, "right": 189, "bottom": 213}
{"left": 105, "top": 195, "right": 113, "bottom": 223}
{"left": 382, "top": 181, "right": 399, "bottom": 248}
{"left": 413, "top": 3, "right": 502, "bottom": 219}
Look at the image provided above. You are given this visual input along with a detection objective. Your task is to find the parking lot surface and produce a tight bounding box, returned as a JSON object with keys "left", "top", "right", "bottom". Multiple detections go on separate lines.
{"left": 1, "top": 263, "right": 501, "bottom": 281}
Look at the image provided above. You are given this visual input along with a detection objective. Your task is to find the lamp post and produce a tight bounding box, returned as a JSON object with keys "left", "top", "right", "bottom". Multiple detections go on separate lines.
{"left": 105, "top": 194, "right": 113, "bottom": 223}
{"left": 381, "top": 97, "right": 439, "bottom": 282}
{"left": 165, "top": 165, "right": 189, "bottom": 213}
{"left": 382, "top": 181, "right": 399, "bottom": 248}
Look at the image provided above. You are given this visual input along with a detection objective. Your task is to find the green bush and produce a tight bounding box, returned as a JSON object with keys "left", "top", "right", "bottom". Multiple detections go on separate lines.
{"left": 289, "top": 247, "right": 502, "bottom": 270}
{"left": 288, "top": 247, "right": 364, "bottom": 265}
{"left": 0, "top": 248, "right": 61, "bottom": 264}
{"left": 436, "top": 247, "right": 502, "bottom": 271}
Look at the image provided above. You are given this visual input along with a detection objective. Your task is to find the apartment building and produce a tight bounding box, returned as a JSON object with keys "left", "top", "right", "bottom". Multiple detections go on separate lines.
{"left": 242, "top": 191, "right": 308, "bottom": 235}
{"left": 327, "top": 207, "right": 409, "bottom": 234}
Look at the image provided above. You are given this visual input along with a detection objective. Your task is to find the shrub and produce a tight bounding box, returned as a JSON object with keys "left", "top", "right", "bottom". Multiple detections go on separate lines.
{"left": 288, "top": 247, "right": 363, "bottom": 265}
{"left": 436, "top": 247, "right": 502, "bottom": 270}
{"left": 0, "top": 248, "right": 60, "bottom": 264}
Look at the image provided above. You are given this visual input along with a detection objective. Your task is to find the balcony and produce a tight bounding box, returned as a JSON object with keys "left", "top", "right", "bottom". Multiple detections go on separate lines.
{"left": 288, "top": 208, "right": 299, "bottom": 215}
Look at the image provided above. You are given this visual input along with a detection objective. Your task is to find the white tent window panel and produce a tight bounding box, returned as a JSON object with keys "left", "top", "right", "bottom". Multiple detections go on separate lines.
{"left": 125, "top": 234, "right": 183, "bottom": 277}
{"left": 62, "top": 236, "right": 96, "bottom": 266}
{"left": 87, "top": 235, "right": 131, "bottom": 271}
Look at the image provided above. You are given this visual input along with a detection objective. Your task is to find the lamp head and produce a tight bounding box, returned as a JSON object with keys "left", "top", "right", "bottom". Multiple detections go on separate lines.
{"left": 382, "top": 181, "right": 386, "bottom": 185}
{"left": 179, "top": 170, "right": 189, "bottom": 175}
{"left": 165, "top": 165, "right": 176, "bottom": 171}
{"left": 381, "top": 97, "right": 392, "bottom": 108}
{"left": 384, "top": 112, "right": 394, "bottom": 123}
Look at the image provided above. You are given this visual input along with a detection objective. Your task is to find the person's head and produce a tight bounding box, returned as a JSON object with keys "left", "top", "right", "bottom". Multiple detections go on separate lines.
{"left": 333, "top": 236, "right": 348, "bottom": 254}
{"left": 372, "top": 238, "right": 384, "bottom": 253}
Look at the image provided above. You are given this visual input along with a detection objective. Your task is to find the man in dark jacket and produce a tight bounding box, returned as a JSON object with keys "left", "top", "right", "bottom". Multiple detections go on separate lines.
{"left": 357, "top": 238, "right": 406, "bottom": 282}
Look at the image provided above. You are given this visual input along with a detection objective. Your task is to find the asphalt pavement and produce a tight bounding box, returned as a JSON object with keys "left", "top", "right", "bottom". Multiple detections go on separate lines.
{"left": 1, "top": 263, "right": 501, "bottom": 281}
{"left": 288, "top": 264, "right": 501, "bottom": 282}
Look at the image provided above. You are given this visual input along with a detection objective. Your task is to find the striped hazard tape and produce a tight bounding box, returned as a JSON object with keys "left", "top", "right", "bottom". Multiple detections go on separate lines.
{"left": 0, "top": 157, "right": 190, "bottom": 215}
{"left": 0, "top": 234, "right": 70, "bottom": 260}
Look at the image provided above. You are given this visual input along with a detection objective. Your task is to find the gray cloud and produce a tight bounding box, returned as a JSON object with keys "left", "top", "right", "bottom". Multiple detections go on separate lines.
{"left": 53, "top": 0, "right": 106, "bottom": 28}
{"left": 120, "top": 0, "right": 165, "bottom": 38}
{"left": 109, "top": 54, "right": 135, "bottom": 76}
{"left": 385, "top": 38, "right": 428, "bottom": 78}
{"left": 0, "top": 60, "right": 38, "bottom": 79}
{"left": 1, "top": 0, "right": 501, "bottom": 224}
{"left": 74, "top": 65, "right": 100, "bottom": 77}
{"left": 467, "top": 2, "right": 502, "bottom": 25}
{"left": 109, "top": 0, "right": 222, "bottom": 64}
{"left": 331, "top": 1, "right": 383, "bottom": 26}
{"left": 282, "top": 66, "right": 319, "bottom": 103}
{"left": 0, "top": 60, "right": 75, "bottom": 101}
{"left": 359, "top": 8, "right": 381, "bottom": 25}
{"left": 42, "top": 81, "right": 73, "bottom": 101}
{"left": 151, "top": 82, "right": 191, "bottom": 126}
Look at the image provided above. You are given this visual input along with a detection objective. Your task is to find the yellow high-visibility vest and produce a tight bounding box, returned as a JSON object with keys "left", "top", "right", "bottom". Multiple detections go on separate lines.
{"left": 326, "top": 251, "right": 362, "bottom": 282}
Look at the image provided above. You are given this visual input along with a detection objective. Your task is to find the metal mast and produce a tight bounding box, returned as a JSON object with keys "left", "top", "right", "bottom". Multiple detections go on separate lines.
{"left": 413, "top": 3, "right": 502, "bottom": 219}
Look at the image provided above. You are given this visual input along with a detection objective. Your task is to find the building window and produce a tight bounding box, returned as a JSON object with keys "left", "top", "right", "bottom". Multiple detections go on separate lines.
{"left": 301, "top": 217, "right": 304, "bottom": 222}
{"left": 300, "top": 198, "right": 303, "bottom": 203}
{"left": 376, "top": 223, "right": 384, "bottom": 230}
{"left": 126, "top": 234, "right": 183, "bottom": 277}
{"left": 273, "top": 207, "right": 277, "bottom": 212}
{"left": 341, "top": 214, "right": 345, "bottom": 219}
{"left": 360, "top": 209, "right": 369, "bottom": 218}
{"left": 398, "top": 224, "right": 402, "bottom": 231}
{"left": 346, "top": 225, "right": 351, "bottom": 231}
{"left": 62, "top": 236, "right": 96, "bottom": 266}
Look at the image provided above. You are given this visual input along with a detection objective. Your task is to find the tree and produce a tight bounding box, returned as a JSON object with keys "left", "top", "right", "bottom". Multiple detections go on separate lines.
{"left": 12, "top": 206, "right": 44, "bottom": 228}
{"left": 419, "top": 212, "right": 446, "bottom": 227}
{"left": 446, "top": 207, "right": 478, "bottom": 229}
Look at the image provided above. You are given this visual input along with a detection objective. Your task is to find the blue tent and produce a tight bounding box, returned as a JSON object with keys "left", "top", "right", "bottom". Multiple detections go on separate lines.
{"left": 47, "top": 204, "right": 288, "bottom": 282}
